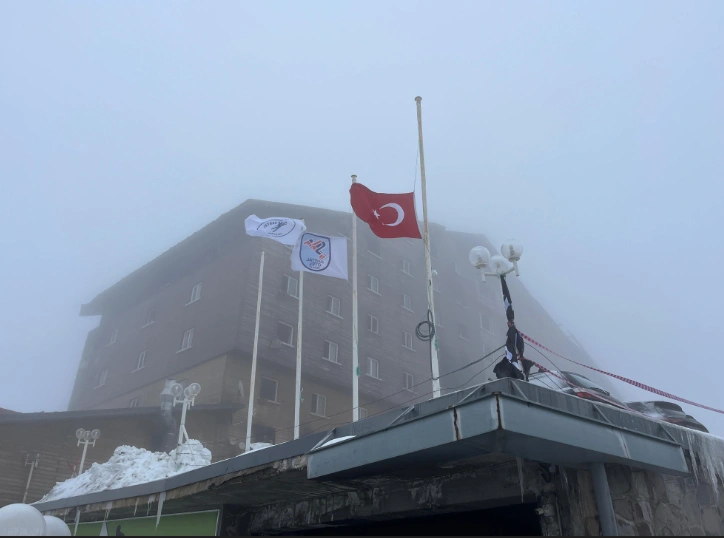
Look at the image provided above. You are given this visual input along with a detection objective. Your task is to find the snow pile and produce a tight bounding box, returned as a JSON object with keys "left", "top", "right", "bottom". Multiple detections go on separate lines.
{"left": 248, "top": 442, "right": 274, "bottom": 451}
{"left": 39, "top": 440, "right": 211, "bottom": 503}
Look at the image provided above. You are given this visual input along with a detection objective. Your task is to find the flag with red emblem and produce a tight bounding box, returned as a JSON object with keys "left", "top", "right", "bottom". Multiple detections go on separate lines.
{"left": 349, "top": 183, "right": 422, "bottom": 239}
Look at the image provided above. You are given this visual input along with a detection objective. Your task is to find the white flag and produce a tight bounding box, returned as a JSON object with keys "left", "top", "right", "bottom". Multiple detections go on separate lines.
{"left": 291, "top": 232, "right": 348, "bottom": 280}
{"left": 245, "top": 214, "right": 306, "bottom": 246}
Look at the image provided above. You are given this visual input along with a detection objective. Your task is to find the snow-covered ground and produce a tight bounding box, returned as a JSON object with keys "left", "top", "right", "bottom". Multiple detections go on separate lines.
{"left": 38, "top": 440, "right": 211, "bottom": 503}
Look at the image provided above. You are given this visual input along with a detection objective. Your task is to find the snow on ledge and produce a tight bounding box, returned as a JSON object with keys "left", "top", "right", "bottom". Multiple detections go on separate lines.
{"left": 320, "top": 435, "right": 355, "bottom": 448}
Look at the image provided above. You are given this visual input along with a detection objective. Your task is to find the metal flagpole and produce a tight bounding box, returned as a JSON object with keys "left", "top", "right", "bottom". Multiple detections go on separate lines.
{"left": 351, "top": 175, "right": 360, "bottom": 421}
{"left": 294, "top": 237, "right": 305, "bottom": 439}
{"left": 415, "top": 96, "right": 442, "bottom": 399}
{"left": 245, "top": 250, "right": 265, "bottom": 451}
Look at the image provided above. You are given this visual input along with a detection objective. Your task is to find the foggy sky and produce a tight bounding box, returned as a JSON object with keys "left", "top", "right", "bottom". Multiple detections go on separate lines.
{"left": 1, "top": 2, "right": 723, "bottom": 435}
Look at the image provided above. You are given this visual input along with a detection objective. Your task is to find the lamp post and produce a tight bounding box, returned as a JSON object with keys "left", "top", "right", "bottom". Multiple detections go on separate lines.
{"left": 169, "top": 382, "right": 201, "bottom": 447}
{"left": 470, "top": 240, "right": 531, "bottom": 380}
{"left": 75, "top": 428, "right": 101, "bottom": 475}
{"left": 22, "top": 453, "right": 39, "bottom": 503}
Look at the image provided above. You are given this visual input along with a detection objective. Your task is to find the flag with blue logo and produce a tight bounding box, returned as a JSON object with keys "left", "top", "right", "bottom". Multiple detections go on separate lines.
{"left": 291, "top": 232, "right": 348, "bottom": 280}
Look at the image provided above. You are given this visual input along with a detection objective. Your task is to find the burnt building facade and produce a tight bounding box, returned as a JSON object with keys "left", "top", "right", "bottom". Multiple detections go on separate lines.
{"left": 68, "top": 199, "right": 604, "bottom": 448}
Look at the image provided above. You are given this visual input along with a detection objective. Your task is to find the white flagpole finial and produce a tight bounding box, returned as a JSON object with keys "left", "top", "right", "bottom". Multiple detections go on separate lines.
{"left": 351, "top": 174, "right": 357, "bottom": 183}
{"left": 415, "top": 96, "right": 422, "bottom": 103}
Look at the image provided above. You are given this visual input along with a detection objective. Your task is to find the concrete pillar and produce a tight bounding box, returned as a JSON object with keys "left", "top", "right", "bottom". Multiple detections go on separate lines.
{"left": 591, "top": 463, "right": 618, "bottom": 536}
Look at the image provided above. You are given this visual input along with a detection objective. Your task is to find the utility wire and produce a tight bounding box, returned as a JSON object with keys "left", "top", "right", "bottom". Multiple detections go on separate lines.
{"left": 240, "top": 345, "right": 507, "bottom": 445}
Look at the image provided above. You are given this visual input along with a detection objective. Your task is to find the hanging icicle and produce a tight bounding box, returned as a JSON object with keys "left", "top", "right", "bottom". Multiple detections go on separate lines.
{"left": 156, "top": 492, "right": 167, "bottom": 530}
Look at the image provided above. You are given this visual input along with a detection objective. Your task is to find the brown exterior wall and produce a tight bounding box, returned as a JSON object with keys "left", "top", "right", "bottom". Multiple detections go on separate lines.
{"left": 67, "top": 199, "right": 613, "bottom": 455}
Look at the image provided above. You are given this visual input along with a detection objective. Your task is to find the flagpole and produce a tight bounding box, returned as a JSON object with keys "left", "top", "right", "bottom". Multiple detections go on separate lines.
{"left": 294, "top": 248, "right": 305, "bottom": 440}
{"left": 245, "top": 250, "right": 265, "bottom": 452}
{"left": 415, "top": 96, "right": 442, "bottom": 399}
{"left": 351, "top": 175, "right": 360, "bottom": 421}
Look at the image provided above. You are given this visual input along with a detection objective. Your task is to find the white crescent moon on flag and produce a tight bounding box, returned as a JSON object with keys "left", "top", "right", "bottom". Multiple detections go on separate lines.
{"left": 378, "top": 203, "right": 405, "bottom": 226}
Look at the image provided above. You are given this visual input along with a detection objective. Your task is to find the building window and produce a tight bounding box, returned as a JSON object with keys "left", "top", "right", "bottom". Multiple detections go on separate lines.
{"left": 95, "top": 369, "right": 108, "bottom": 388}
{"left": 403, "top": 332, "right": 414, "bottom": 350}
{"left": 458, "top": 324, "right": 469, "bottom": 341}
{"left": 326, "top": 295, "right": 341, "bottom": 317}
{"left": 359, "top": 407, "right": 369, "bottom": 419}
{"left": 283, "top": 275, "right": 299, "bottom": 298}
{"left": 454, "top": 262, "right": 462, "bottom": 275}
{"left": 401, "top": 259, "right": 412, "bottom": 276}
{"left": 129, "top": 397, "right": 140, "bottom": 408}
{"left": 404, "top": 372, "right": 414, "bottom": 391}
{"left": 368, "top": 275, "right": 380, "bottom": 294}
{"left": 323, "top": 341, "right": 339, "bottom": 364}
{"left": 179, "top": 328, "right": 194, "bottom": 351}
{"left": 252, "top": 423, "right": 276, "bottom": 444}
{"left": 367, "top": 357, "right": 380, "bottom": 379}
{"left": 480, "top": 313, "right": 495, "bottom": 334}
{"left": 134, "top": 350, "right": 147, "bottom": 371}
{"left": 367, "top": 240, "right": 381, "bottom": 258}
{"left": 107, "top": 329, "right": 118, "bottom": 346}
{"left": 143, "top": 308, "right": 156, "bottom": 327}
{"left": 260, "top": 377, "right": 278, "bottom": 402}
{"left": 188, "top": 282, "right": 202, "bottom": 304}
{"left": 311, "top": 393, "right": 327, "bottom": 417}
{"left": 277, "top": 322, "right": 294, "bottom": 347}
{"left": 367, "top": 314, "right": 379, "bottom": 334}
{"left": 402, "top": 293, "right": 412, "bottom": 311}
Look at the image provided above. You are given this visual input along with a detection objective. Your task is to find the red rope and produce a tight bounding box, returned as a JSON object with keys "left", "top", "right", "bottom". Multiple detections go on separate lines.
{"left": 520, "top": 332, "right": 724, "bottom": 416}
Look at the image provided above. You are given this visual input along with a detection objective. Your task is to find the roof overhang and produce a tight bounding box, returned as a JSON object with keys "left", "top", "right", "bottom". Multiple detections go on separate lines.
{"left": 308, "top": 380, "right": 689, "bottom": 480}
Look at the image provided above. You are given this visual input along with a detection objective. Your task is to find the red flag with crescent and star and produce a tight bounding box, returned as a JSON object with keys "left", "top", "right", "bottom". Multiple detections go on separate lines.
{"left": 350, "top": 183, "right": 422, "bottom": 239}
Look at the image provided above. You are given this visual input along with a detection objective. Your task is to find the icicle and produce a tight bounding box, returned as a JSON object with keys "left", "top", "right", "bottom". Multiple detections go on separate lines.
{"left": 147, "top": 494, "right": 156, "bottom": 516}
{"left": 99, "top": 521, "right": 108, "bottom": 536}
{"left": 104, "top": 502, "right": 112, "bottom": 522}
{"left": 133, "top": 498, "right": 139, "bottom": 517}
{"left": 686, "top": 431, "right": 700, "bottom": 483}
{"left": 156, "top": 491, "right": 167, "bottom": 529}
{"left": 560, "top": 467, "right": 570, "bottom": 491}
{"left": 679, "top": 426, "right": 724, "bottom": 501}
{"left": 516, "top": 457, "right": 525, "bottom": 503}
{"left": 73, "top": 509, "right": 81, "bottom": 537}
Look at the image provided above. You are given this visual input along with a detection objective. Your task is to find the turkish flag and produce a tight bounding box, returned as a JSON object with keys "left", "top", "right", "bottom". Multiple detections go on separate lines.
{"left": 350, "top": 183, "right": 422, "bottom": 239}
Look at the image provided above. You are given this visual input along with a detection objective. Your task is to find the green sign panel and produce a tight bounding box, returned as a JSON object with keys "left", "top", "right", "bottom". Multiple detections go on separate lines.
{"left": 75, "top": 510, "right": 218, "bottom": 536}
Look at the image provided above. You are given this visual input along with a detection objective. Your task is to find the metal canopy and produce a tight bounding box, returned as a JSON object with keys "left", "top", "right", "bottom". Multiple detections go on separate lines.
{"left": 34, "top": 379, "right": 690, "bottom": 516}
{"left": 307, "top": 380, "right": 689, "bottom": 480}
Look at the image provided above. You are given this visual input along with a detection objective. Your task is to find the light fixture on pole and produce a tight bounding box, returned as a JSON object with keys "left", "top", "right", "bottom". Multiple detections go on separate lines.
{"left": 470, "top": 240, "right": 532, "bottom": 381}
{"left": 75, "top": 428, "right": 101, "bottom": 475}
{"left": 469, "top": 240, "right": 523, "bottom": 282}
{"left": 170, "top": 382, "right": 201, "bottom": 447}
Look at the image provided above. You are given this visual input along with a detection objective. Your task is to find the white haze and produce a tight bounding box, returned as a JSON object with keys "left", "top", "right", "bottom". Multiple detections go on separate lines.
{"left": 1, "top": 2, "right": 722, "bottom": 435}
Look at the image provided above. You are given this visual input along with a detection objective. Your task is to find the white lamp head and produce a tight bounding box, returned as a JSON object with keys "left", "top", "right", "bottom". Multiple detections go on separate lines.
{"left": 183, "top": 386, "right": 192, "bottom": 399}
{"left": 489, "top": 255, "right": 513, "bottom": 275}
{"left": 0, "top": 504, "right": 47, "bottom": 537}
{"left": 188, "top": 383, "right": 201, "bottom": 397}
{"left": 468, "top": 246, "right": 491, "bottom": 270}
{"left": 75, "top": 428, "right": 86, "bottom": 440}
{"left": 500, "top": 240, "right": 523, "bottom": 262}
{"left": 44, "top": 515, "right": 71, "bottom": 536}
{"left": 90, "top": 429, "right": 101, "bottom": 441}
{"left": 170, "top": 383, "right": 184, "bottom": 398}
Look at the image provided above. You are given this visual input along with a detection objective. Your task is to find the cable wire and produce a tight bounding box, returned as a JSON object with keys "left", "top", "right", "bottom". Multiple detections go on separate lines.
{"left": 240, "top": 345, "right": 507, "bottom": 445}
